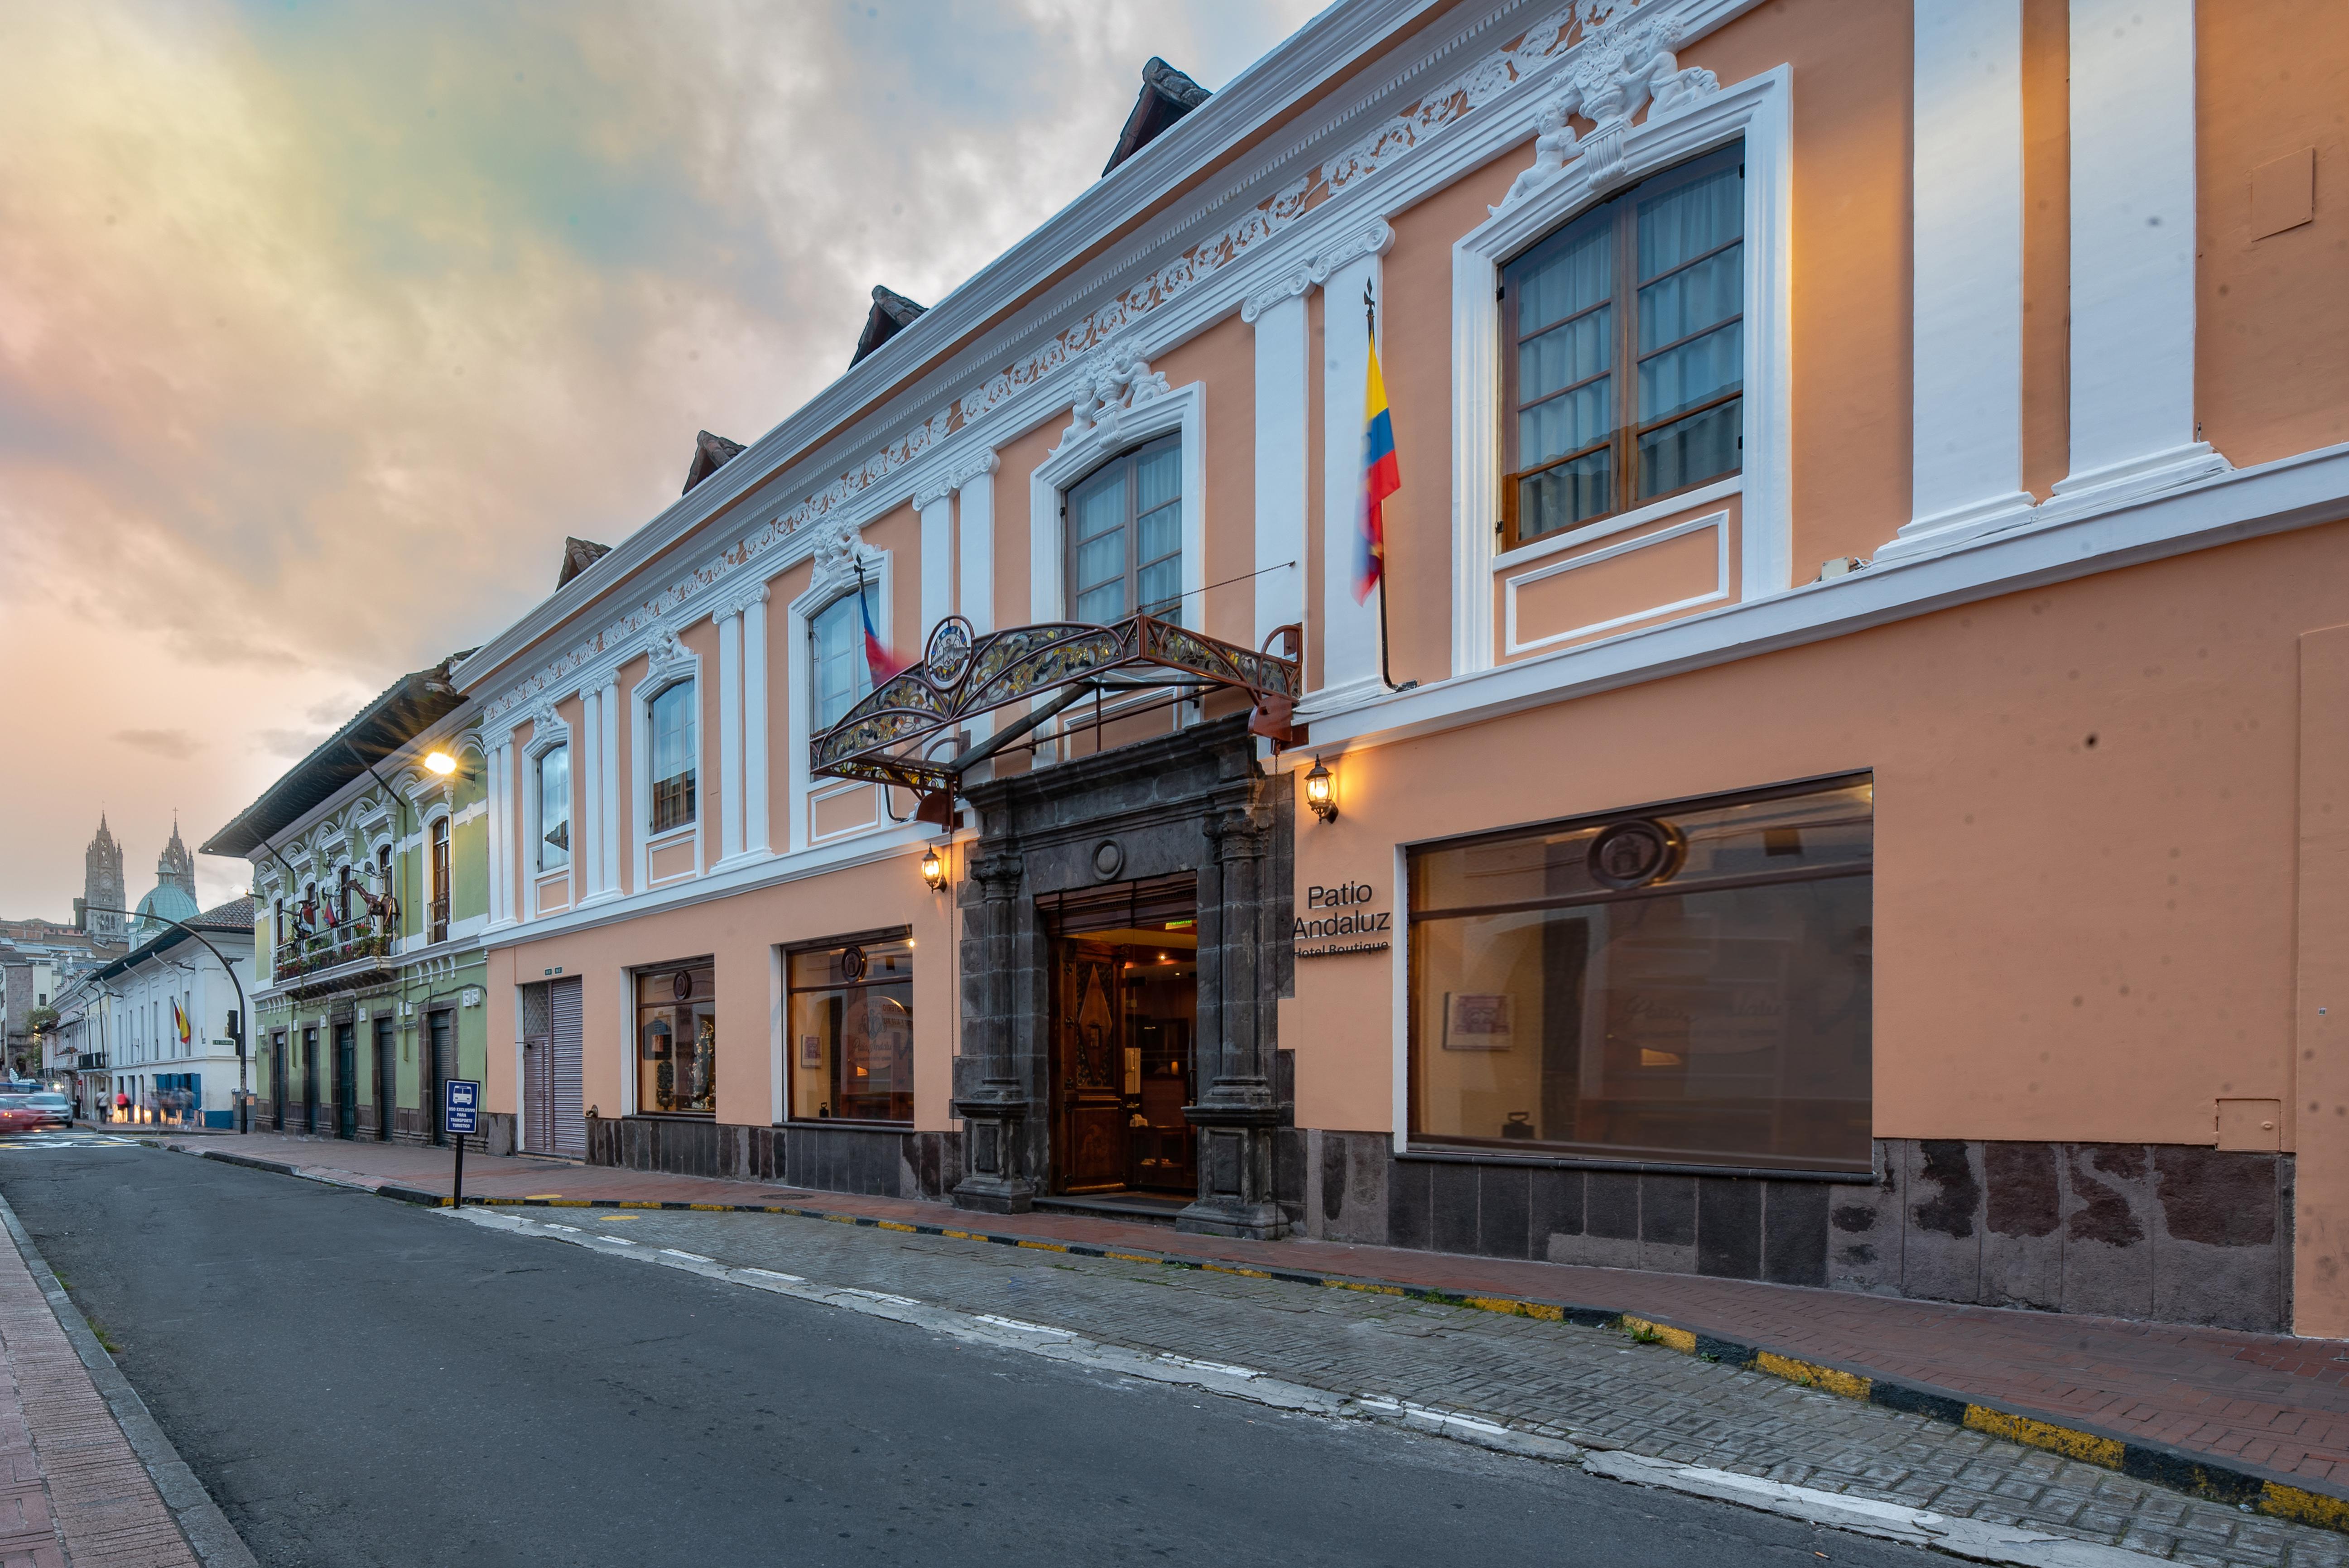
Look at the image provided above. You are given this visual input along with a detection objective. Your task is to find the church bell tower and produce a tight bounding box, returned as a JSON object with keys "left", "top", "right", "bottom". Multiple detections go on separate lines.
{"left": 83, "top": 816, "right": 125, "bottom": 943}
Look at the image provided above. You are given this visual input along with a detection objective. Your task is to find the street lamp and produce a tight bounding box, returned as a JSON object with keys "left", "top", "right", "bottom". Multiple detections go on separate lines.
{"left": 919, "top": 842, "right": 947, "bottom": 891}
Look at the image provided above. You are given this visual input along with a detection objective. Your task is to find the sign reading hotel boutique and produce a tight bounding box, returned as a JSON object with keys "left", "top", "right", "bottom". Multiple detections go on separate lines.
{"left": 1295, "top": 881, "right": 1391, "bottom": 958}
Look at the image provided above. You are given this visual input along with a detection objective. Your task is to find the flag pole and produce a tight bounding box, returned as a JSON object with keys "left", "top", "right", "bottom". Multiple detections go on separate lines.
{"left": 1367, "top": 285, "right": 1410, "bottom": 694}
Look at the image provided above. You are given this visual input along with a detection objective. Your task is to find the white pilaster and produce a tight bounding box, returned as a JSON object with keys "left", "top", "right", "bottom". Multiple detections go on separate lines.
{"left": 953, "top": 456, "right": 998, "bottom": 749}
{"left": 742, "top": 589, "right": 770, "bottom": 856}
{"left": 917, "top": 487, "right": 954, "bottom": 644}
{"left": 716, "top": 606, "right": 745, "bottom": 864}
{"left": 486, "top": 740, "right": 510, "bottom": 926}
{"left": 1318, "top": 249, "right": 1385, "bottom": 702}
{"left": 1878, "top": 0, "right": 2034, "bottom": 560}
{"left": 577, "top": 688, "right": 601, "bottom": 902}
{"left": 598, "top": 677, "right": 622, "bottom": 896}
{"left": 2051, "top": 0, "right": 2224, "bottom": 509}
{"left": 956, "top": 457, "right": 998, "bottom": 635}
{"left": 1250, "top": 291, "right": 1310, "bottom": 647}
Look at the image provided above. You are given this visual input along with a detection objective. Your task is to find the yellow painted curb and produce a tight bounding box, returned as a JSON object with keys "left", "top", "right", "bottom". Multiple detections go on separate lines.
{"left": 876, "top": 1221, "right": 916, "bottom": 1233}
{"left": 1754, "top": 1350, "right": 1872, "bottom": 1401}
{"left": 1962, "top": 1406, "right": 2125, "bottom": 1469}
{"left": 2263, "top": 1481, "right": 2349, "bottom": 1531}
{"left": 1621, "top": 1316, "right": 1697, "bottom": 1354}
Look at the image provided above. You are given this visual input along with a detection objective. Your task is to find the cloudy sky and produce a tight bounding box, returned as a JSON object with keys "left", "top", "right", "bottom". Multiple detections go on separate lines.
{"left": 0, "top": 0, "right": 1324, "bottom": 919}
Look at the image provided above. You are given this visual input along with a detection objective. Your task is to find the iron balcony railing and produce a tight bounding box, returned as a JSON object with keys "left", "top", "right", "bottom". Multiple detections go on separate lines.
{"left": 273, "top": 916, "right": 392, "bottom": 981}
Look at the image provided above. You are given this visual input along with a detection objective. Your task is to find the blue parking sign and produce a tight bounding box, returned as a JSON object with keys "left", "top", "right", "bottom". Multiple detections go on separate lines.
{"left": 444, "top": 1079, "right": 480, "bottom": 1135}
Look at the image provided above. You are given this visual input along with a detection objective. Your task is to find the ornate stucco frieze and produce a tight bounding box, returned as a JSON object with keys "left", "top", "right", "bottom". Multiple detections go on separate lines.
{"left": 485, "top": 0, "right": 1688, "bottom": 725}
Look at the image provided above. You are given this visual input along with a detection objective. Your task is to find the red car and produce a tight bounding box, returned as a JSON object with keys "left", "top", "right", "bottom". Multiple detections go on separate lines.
{"left": 0, "top": 1097, "right": 44, "bottom": 1135}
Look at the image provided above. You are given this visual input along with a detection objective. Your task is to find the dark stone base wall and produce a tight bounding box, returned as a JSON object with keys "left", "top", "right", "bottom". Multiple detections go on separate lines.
{"left": 1303, "top": 1132, "right": 2293, "bottom": 1333}
{"left": 587, "top": 1114, "right": 962, "bottom": 1201}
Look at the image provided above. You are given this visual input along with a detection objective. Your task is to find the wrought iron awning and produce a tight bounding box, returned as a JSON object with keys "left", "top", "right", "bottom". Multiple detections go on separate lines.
{"left": 810, "top": 612, "right": 1303, "bottom": 812}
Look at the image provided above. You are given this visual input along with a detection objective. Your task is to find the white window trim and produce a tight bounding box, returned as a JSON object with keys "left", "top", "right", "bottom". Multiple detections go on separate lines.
{"left": 631, "top": 650, "right": 706, "bottom": 890}
{"left": 786, "top": 543, "right": 894, "bottom": 853}
{"left": 521, "top": 717, "right": 574, "bottom": 921}
{"left": 1028, "top": 380, "right": 1207, "bottom": 630}
{"left": 1450, "top": 65, "right": 1792, "bottom": 680}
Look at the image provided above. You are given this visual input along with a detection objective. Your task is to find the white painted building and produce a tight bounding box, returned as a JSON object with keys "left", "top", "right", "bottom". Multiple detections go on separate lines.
{"left": 49, "top": 898, "right": 254, "bottom": 1127}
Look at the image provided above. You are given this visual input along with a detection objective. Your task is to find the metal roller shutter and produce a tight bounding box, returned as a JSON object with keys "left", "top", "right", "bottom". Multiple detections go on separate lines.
{"left": 549, "top": 976, "right": 585, "bottom": 1157}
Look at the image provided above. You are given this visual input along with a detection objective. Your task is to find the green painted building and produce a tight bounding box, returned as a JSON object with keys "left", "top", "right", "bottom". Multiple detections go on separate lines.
{"left": 200, "top": 654, "right": 506, "bottom": 1150}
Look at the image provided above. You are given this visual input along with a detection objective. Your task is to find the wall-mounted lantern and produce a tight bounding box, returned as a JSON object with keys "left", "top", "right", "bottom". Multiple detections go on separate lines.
{"left": 919, "top": 843, "right": 947, "bottom": 891}
{"left": 1304, "top": 757, "right": 1338, "bottom": 824}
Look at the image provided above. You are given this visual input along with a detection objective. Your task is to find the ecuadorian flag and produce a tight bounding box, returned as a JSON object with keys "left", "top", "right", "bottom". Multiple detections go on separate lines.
{"left": 858, "top": 584, "right": 905, "bottom": 682}
{"left": 1355, "top": 339, "right": 1399, "bottom": 604}
{"left": 172, "top": 998, "right": 191, "bottom": 1047}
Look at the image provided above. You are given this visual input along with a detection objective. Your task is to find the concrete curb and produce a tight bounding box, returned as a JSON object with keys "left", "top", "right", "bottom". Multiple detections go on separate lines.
{"left": 156, "top": 1140, "right": 2349, "bottom": 1535}
{"left": 0, "top": 1191, "right": 260, "bottom": 1568}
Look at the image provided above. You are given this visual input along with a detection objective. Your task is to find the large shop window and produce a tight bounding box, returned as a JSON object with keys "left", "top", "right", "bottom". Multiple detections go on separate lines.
{"left": 1067, "top": 434, "right": 1182, "bottom": 622}
{"left": 1409, "top": 776, "right": 1872, "bottom": 1174}
{"left": 1502, "top": 144, "right": 1744, "bottom": 549}
{"left": 787, "top": 935, "right": 912, "bottom": 1124}
{"left": 635, "top": 960, "right": 716, "bottom": 1115}
{"left": 648, "top": 682, "right": 697, "bottom": 833}
{"left": 809, "top": 582, "right": 881, "bottom": 730}
{"left": 537, "top": 745, "right": 569, "bottom": 870}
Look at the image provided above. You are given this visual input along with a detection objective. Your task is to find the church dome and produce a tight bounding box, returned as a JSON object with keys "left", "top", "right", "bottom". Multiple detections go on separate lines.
{"left": 133, "top": 881, "right": 199, "bottom": 937}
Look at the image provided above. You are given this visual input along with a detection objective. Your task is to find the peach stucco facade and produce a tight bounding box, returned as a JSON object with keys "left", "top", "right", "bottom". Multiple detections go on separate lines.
{"left": 448, "top": 0, "right": 2349, "bottom": 1335}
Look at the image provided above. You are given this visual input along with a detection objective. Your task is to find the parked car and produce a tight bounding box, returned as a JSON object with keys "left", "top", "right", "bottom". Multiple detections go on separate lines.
{"left": 0, "top": 1097, "right": 44, "bottom": 1135}
{"left": 23, "top": 1093, "right": 70, "bottom": 1128}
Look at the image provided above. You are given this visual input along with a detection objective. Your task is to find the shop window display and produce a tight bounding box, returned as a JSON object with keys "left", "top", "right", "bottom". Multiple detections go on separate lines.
{"left": 635, "top": 960, "right": 716, "bottom": 1115}
{"left": 788, "top": 935, "right": 913, "bottom": 1124}
{"left": 1409, "top": 776, "right": 1872, "bottom": 1174}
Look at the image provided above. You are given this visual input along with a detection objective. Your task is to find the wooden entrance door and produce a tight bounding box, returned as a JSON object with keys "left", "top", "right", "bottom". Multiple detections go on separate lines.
{"left": 373, "top": 1020, "right": 396, "bottom": 1140}
{"left": 301, "top": 1027, "right": 318, "bottom": 1133}
{"left": 271, "top": 1033, "right": 287, "bottom": 1130}
{"left": 334, "top": 1023, "right": 358, "bottom": 1139}
{"left": 426, "top": 1010, "right": 453, "bottom": 1146}
{"left": 1051, "top": 941, "right": 1126, "bottom": 1193}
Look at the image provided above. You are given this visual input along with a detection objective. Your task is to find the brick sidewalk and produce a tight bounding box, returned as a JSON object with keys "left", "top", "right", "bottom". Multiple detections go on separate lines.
{"left": 0, "top": 1195, "right": 198, "bottom": 1567}
{"left": 182, "top": 1127, "right": 2349, "bottom": 1515}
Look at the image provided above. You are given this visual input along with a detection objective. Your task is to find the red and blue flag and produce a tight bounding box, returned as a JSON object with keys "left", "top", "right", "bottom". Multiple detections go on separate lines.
{"left": 858, "top": 585, "right": 904, "bottom": 682}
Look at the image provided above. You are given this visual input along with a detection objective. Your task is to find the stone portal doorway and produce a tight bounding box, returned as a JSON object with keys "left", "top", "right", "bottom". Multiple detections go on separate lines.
{"left": 1045, "top": 876, "right": 1198, "bottom": 1202}
{"left": 953, "top": 714, "right": 1295, "bottom": 1238}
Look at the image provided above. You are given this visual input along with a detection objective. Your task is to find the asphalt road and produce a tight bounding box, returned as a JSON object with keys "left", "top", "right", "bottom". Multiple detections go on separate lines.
{"left": 0, "top": 1143, "right": 1942, "bottom": 1567}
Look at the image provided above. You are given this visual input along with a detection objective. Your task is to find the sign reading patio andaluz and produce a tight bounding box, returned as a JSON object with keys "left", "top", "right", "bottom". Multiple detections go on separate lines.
{"left": 444, "top": 1079, "right": 480, "bottom": 1135}
{"left": 1295, "top": 882, "right": 1392, "bottom": 958}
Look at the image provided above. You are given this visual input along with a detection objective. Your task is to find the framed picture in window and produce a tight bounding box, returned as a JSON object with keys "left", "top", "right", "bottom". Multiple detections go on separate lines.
{"left": 799, "top": 1034, "right": 823, "bottom": 1069}
{"left": 1442, "top": 993, "right": 1514, "bottom": 1051}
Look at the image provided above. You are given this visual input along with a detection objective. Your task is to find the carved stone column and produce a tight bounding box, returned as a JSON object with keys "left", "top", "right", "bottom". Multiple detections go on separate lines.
{"left": 1180, "top": 804, "right": 1288, "bottom": 1239}
{"left": 952, "top": 851, "right": 1034, "bottom": 1213}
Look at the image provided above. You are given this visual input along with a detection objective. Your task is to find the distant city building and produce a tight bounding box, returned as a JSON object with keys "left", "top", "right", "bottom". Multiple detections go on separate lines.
{"left": 47, "top": 898, "right": 254, "bottom": 1126}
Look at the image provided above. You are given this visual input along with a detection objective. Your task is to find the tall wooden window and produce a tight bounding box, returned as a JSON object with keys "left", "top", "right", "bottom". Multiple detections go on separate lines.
{"left": 428, "top": 818, "right": 450, "bottom": 944}
{"left": 537, "top": 745, "right": 570, "bottom": 870}
{"left": 809, "top": 582, "right": 881, "bottom": 731}
{"left": 1066, "top": 434, "right": 1182, "bottom": 623}
{"left": 1501, "top": 145, "right": 1744, "bottom": 549}
{"left": 648, "top": 683, "right": 696, "bottom": 833}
